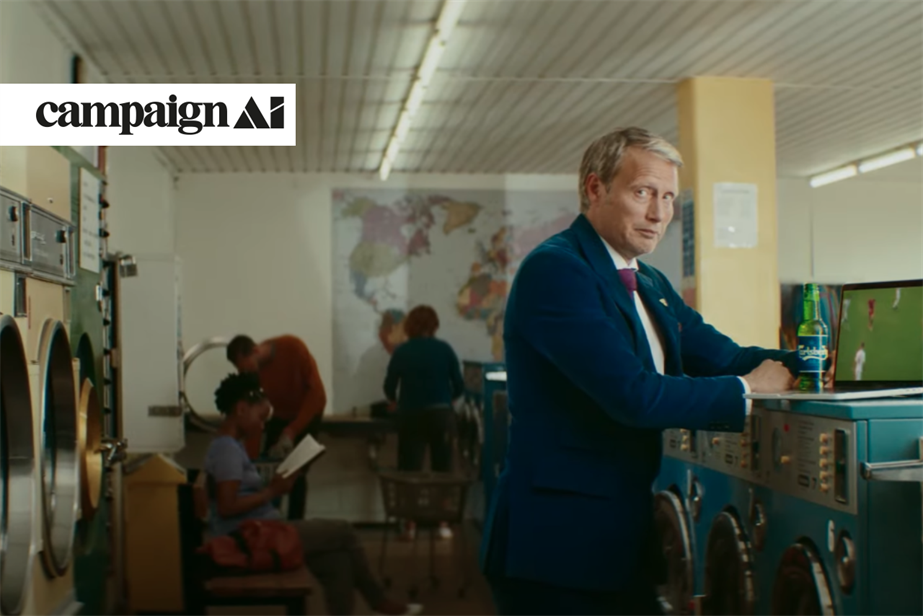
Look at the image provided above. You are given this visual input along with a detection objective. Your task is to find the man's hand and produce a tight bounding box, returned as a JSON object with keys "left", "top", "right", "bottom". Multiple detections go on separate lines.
{"left": 824, "top": 350, "right": 836, "bottom": 387}
{"left": 387, "top": 400, "right": 397, "bottom": 412}
{"left": 744, "top": 359, "right": 795, "bottom": 394}
{"left": 268, "top": 434, "right": 294, "bottom": 460}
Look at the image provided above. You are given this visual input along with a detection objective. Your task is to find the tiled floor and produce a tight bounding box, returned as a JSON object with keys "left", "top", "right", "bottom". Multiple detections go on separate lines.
{"left": 208, "top": 522, "right": 496, "bottom": 616}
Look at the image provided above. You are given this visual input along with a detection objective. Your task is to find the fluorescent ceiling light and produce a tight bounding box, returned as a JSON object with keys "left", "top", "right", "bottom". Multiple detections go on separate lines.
{"left": 377, "top": 0, "right": 466, "bottom": 181}
{"left": 395, "top": 113, "right": 412, "bottom": 143}
{"left": 405, "top": 80, "right": 427, "bottom": 117}
{"left": 858, "top": 148, "right": 917, "bottom": 173}
{"left": 379, "top": 158, "right": 392, "bottom": 181}
{"left": 385, "top": 138, "right": 401, "bottom": 163}
{"left": 809, "top": 165, "right": 857, "bottom": 188}
{"left": 917, "top": 143, "right": 923, "bottom": 156}
{"left": 436, "top": 0, "right": 467, "bottom": 39}
{"left": 419, "top": 37, "right": 446, "bottom": 87}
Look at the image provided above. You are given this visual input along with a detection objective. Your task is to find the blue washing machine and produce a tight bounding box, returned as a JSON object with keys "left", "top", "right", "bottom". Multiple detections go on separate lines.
{"left": 461, "top": 360, "right": 506, "bottom": 527}
{"left": 655, "top": 429, "right": 716, "bottom": 614}
{"left": 752, "top": 398, "right": 923, "bottom": 616}
{"left": 692, "top": 422, "right": 763, "bottom": 616}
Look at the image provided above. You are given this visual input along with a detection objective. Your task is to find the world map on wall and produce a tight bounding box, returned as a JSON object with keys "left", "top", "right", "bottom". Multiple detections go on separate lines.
{"left": 332, "top": 189, "right": 576, "bottom": 412}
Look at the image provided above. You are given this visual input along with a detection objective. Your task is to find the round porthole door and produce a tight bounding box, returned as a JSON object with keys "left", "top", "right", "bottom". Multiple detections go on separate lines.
{"left": 0, "top": 315, "right": 37, "bottom": 615}
{"left": 37, "top": 320, "right": 80, "bottom": 578}
{"left": 772, "top": 541, "right": 835, "bottom": 615}
{"left": 703, "top": 510, "right": 757, "bottom": 615}
{"left": 654, "top": 490, "right": 695, "bottom": 615}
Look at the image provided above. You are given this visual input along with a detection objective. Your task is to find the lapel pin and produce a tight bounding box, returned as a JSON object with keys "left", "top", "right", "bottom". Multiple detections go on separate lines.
{"left": 659, "top": 298, "right": 668, "bottom": 306}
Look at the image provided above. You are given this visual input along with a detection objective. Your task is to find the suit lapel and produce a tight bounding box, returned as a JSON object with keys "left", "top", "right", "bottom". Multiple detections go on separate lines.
{"left": 570, "top": 215, "right": 645, "bottom": 354}
{"left": 635, "top": 269, "right": 683, "bottom": 376}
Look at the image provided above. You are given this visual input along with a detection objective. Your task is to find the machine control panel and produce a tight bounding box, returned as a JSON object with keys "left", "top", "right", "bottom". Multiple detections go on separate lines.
{"left": 0, "top": 189, "right": 23, "bottom": 266}
{"left": 758, "top": 408, "right": 857, "bottom": 515}
{"left": 25, "top": 203, "right": 76, "bottom": 283}
{"left": 698, "top": 411, "right": 760, "bottom": 480}
{"left": 663, "top": 428, "right": 701, "bottom": 463}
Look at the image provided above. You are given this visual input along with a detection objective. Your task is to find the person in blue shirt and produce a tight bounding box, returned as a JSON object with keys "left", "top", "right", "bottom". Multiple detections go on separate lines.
{"left": 384, "top": 305, "right": 465, "bottom": 539}
{"left": 204, "top": 372, "right": 420, "bottom": 616}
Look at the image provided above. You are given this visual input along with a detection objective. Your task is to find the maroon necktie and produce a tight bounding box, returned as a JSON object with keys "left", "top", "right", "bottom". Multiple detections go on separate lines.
{"left": 618, "top": 268, "right": 638, "bottom": 294}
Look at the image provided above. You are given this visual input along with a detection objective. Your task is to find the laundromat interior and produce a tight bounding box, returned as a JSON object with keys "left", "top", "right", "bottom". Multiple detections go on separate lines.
{"left": 0, "top": 0, "right": 922, "bottom": 615}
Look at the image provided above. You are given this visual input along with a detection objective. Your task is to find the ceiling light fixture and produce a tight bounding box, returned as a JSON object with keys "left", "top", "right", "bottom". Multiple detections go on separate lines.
{"left": 857, "top": 147, "right": 917, "bottom": 173}
{"left": 809, "top": 139, "right": 921, "bottom": 188}
{"left": 809, "top": 165, "right": 858, "bottom": 188}
{"left": 378, "top": 0, "right": 466, "bottom": 181}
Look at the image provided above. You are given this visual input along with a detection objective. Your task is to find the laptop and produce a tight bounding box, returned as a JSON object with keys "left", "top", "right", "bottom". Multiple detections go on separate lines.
{"left": 746, "top": 279, "right": 923, "bottom": 401}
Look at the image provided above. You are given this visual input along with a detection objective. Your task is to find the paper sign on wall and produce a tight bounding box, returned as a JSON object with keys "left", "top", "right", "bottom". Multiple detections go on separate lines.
{"left": 79, "top": 168, "right": 100, "bottom": 273}
{"left": 713, "top": 182, "right": 758, "bottom": 249}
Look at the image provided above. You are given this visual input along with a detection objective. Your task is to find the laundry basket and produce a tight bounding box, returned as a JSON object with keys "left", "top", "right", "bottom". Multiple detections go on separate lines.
{"left": 376, "top": 471, "right": 475, "bottom": 599}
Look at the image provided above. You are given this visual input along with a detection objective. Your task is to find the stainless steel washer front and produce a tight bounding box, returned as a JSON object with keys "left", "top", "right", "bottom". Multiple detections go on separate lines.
{"left": 36, "top": 320, "right": 79, "bottom": 578}
{"left": 0, "top": 315, "right": 36, "bottom": 615}
{"left": 181, "top": 337, "right": 230, "bottom": 432}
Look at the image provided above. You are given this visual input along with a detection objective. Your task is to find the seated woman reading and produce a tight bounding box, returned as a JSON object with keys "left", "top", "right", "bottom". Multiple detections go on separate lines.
{"left": 204, "top": 372, "right": 420, "bottom": 616}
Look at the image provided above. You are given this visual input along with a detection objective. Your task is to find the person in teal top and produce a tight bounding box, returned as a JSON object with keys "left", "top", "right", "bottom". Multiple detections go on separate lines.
{"left": 384, "top": 305, "right": 465, "bottom": 539}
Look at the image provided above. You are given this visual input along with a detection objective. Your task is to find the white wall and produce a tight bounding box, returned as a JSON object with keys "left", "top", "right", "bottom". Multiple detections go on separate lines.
{"left": 106, "top": 148, "right": 177, "bottom": 255}
{"left": 778, "top": 157, "right": 923, "bottom": 283}
{"left": 0, "top": 0, "right": 71, "bottom": 84}
{"left": 175, "top": 172, "right": 577, "bottom": 418}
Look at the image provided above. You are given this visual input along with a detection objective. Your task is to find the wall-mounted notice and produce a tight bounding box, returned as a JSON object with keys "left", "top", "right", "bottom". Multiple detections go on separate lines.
{"left": 713, "top": 182, "right": 758, "bottom": 249}
{"left": 79, "top": 168, "right": 100, "bottom": 273}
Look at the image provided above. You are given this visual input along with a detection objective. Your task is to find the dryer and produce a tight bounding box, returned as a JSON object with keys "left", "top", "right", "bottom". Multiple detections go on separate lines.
{"left": 756, "top": 398, "right": 923, "bottom": 616}
{"left": 0, "top": 315, "right": 38, "bottom": 616}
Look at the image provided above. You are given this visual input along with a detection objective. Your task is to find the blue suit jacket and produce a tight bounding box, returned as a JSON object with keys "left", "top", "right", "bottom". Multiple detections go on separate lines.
{"left": 479, "top": 214, "right": 796, "bottom": 592}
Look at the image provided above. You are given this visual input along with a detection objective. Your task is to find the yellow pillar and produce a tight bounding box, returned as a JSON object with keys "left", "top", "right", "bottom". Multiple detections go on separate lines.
{"left": 676, "top": 76, "right": 780, "bottom": 349}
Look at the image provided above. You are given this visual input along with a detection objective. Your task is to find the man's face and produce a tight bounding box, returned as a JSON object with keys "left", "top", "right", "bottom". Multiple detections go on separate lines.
{"left": 584, "top": 147, "right": 678, "bottom": 261}
{"left": 234, "top": 351, "right": 260, "bottom": 374}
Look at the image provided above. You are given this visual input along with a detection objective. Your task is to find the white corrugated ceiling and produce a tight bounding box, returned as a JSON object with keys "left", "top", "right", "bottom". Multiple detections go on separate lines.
{"left": 39, "top": 0, "right": 923, "bottom": 177}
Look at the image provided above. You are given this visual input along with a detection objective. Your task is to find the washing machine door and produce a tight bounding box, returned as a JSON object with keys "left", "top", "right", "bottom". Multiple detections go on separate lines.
{"left": 654, "top": 490, "right": 694, "bottom": 615}
{"left": 37, "top": 320, "right": 80, "bottom": 578}
{"left": 0, "top": 315, "right": 37, "bottom": 615}
{"left": 771, "top": 541, "right": 836, "bottom": 615}
{"left": 77, "top": 379, "right": 103, "bottom": 520}
{"left": 181, "top": 337, "right": 230, "bottom": 432}
{"left": 703, "top": 509, "right": 757, "bottom": 615}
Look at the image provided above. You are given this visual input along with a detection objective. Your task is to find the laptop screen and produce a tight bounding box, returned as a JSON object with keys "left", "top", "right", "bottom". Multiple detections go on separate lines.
{"left": 834, "top": 280, "right": 923, "bottom": 385}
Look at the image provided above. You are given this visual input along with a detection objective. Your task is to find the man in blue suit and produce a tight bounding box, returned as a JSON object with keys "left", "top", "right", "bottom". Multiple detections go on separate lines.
{"left": 479, "top": 127, "right": 801, "bottom": 615}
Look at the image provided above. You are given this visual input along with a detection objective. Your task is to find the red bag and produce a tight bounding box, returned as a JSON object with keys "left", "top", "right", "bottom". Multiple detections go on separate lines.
{"left": 198, "top": 519, "right": 304, "bottom": 574}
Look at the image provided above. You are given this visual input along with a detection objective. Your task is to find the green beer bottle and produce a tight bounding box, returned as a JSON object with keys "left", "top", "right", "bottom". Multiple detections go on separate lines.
{"left": 797, "top": 283, "right": 829, "bottom": 391}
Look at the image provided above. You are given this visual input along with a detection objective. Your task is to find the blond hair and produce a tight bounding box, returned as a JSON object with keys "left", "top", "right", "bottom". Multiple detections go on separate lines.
{"left": 578, "top": 127, "right": 683, "bottom": 213}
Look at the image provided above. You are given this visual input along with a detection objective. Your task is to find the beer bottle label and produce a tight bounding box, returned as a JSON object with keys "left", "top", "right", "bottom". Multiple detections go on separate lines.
{"left": 797, "top": 335, "right": 828, "bottom": 376}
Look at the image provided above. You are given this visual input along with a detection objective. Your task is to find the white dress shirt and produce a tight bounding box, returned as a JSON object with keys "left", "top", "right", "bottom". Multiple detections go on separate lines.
{"left": 599, "top": 238, "right": 752, "bottom": 416}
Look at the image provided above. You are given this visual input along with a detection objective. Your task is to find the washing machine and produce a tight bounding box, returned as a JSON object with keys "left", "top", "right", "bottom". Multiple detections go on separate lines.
{"left": 755, "top": 398, "right": 923, "bottom": 616}
{"left": 0, "top": 315, "right": 38, "bottom": 616}
{"left": 22, "top": 317, "right": 82, "bottom": 616}
{"left": 654, "top": 428, "right": 705, "bottom": 615}
{"left": 694, "top": 412, "right": 767, "bottom": 616}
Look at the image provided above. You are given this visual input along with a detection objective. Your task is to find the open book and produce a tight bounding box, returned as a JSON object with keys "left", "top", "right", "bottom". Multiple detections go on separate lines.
{"left": 276, "top": 434, "right": 326, "bottom": 478}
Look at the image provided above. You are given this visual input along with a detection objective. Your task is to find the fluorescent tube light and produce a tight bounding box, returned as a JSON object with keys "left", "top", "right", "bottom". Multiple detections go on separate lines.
{"left": 858, "top": 148, "right": 916, "bottom": 173}
{"left": 809, "top": 165, "right": 857, "bottom": 188}
{"left": 419, "top": 36, "right": 446, "bottom": 87}
{"left": 395, "top": 113, "right": 412, "bottom": 143}
{"left": 405, "top": 80, "right": 427, "bottom": 117}
{"left": 436, "top": 0, "right": 467, "bottom": 39}
{"left": 385, "top": 138, "right": 401, "bottom": 163}
{"left": 917, "top": 143, "right": 923, "bottom": 156}
{"left": 379, "top": 158, "right": 392, "bottom": 181}
{"left": 377, "top": 0, "right": 466, "bottom": 180}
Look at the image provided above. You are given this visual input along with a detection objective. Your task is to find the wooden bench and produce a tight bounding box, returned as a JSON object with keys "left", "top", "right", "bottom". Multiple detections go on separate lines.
{"left": 176, "top": 475, "right": 312, "bottom": 615}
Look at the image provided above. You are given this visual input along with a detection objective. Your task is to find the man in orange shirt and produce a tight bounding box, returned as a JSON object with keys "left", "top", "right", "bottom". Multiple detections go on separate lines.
{"left": 227, "top": 334, "right": 327, "bottom": 520}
